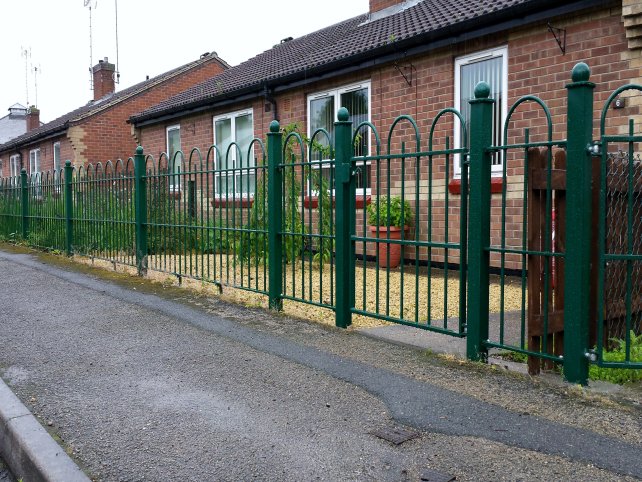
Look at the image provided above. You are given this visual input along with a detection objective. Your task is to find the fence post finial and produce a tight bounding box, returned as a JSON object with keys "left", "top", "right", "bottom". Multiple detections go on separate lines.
{"left": 563, "top": 62, "right": 595, "bottom": 385}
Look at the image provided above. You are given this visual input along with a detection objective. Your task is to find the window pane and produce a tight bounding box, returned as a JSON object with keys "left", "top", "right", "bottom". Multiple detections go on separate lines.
{"left": 460, "top": 56, "right": 503, "bottom": 165}
{"left": 215, "top": 119, "right": 232, "bottom": 170}
{"left": 310, "top": 96, "right": 334, "bottom": 156}
{"left": 235, "top": 113, "right": 253, "bottom": 169}
{"left": 236, "top": 174, "right": 256, "bottom": 196}
{"left": 30, "top": 150, "right": 40, "bottom": 174}
{"left": 53, "top": 143, "right": 61, "bottom": 171}
{"left": 340, "top": 88, "right": 369, "bottom": 157}
{"left": 167, "top": 129, "right": 181, "bottom": 188}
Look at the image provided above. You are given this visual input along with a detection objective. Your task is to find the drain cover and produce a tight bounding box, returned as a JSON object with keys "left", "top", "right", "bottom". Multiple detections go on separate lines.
{"left": 420, "top": 468, "right": 456, "bottom": 482}
{"left": 370, "top": 426, "right": 420, "bottom": 445}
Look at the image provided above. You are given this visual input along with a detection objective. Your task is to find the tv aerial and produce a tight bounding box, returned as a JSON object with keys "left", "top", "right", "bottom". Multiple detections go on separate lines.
{"left": 84, "top": 0, "right": 97, "bottom": 91}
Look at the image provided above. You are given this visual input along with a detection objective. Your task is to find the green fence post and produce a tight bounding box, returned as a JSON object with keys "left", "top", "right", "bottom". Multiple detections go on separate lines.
{"left": 267, "top": 120, "right": 283, "bottom": 310}
{"left": 466, "top": 82, "right": 494, "bottom": 361}
{"left": 64, "top": 160, "right": 73, "bottom": 255}
{"left": 20, "top": 168, "right": 28, "bottom": 240}
{"left": 134, "top": 146, "right": 148, "bottom": 275}
{"left": 335, "top": 107, "right": 354, "bottom": 329}
{"left": 563, "top": 63, "right": 595, "bottom": 385}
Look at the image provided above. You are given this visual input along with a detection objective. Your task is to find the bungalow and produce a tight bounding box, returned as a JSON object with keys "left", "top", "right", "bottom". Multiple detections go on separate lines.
{"left": 128, "top": 0, "right": 642, "bottom": 267}
{"left": 0, "top": 52, "right": 229, "bottom": 179}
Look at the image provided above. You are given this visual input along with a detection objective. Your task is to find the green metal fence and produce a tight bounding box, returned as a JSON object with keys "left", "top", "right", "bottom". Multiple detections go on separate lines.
{"left": 139, "top": 141, "right": 269, "bottom": 295}
{"left": 23, "top": 170, "right": 67, "bottom": 251}
{"left": 273, "top": 126, "right": 337, "bottom": 311}
{"left": 0, "top": 176, "right": 22, "bottom": 241}
{"left": 72, "top": 159, "right": 136, "bottom": 266}
{"left": 1, "top": 63, "right": 640, "bottom": 384}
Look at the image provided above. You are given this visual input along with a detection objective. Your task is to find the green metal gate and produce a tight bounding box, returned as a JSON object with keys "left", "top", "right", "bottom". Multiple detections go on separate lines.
{"left": 594, "top": 84, "right": 642, "bottom": 369}
{"left": 349, "top": 110, "right": 469, "bottom": 337}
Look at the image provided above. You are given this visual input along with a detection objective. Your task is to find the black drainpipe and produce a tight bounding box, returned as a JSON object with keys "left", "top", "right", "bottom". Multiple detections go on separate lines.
{"left": 263, "top": 84, "right": 278, "bottom": 122}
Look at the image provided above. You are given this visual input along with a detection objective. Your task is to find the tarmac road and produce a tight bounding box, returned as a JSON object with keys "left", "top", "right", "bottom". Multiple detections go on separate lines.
{"left": 0, "top": 248, "right": 641, "bottom": 481}
{"left": 0, "top": 456, "right": 15, "bottom": 482}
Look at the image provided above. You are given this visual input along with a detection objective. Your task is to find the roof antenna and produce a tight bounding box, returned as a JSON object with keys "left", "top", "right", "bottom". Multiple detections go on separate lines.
{"left": 21, "top": 46, "right": 31, "bottom": 106}
{"left": 114, "top": 0, "right": 120, "bottom": 84}
{"left": 33, "top": 64, "right": 42, "bottom": 108}
{"left": 84, "top": 0, "right": 97, "bottom": 92}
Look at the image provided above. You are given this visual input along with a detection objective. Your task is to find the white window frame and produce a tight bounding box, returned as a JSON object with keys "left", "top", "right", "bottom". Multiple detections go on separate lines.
{"left": 29, "top": 148, "right": 41, "bottom": 175}
{"left": 454, "top": 46, "right": 508, "bottom": 178}
{"left": 212, "top": 108, "right": 255, "bottom": 199}
{"left": 53, "top": 142, "right": 61, "bottom": 172}
{"left": 307, "top": 80, "right": 372, "bottom": 195}
{"left": 166, "top": 124, "right": 182, "bottom": 190}
{"left": 53, "top": 142, "right": 62, "bottom": 189}
{"left": 10, "top": 154, "right": 20, "bottom": 178}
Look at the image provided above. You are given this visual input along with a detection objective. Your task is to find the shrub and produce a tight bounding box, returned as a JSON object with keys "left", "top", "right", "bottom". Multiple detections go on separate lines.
{"left": 366, "top": 195, "right": 413, "bottom": 227}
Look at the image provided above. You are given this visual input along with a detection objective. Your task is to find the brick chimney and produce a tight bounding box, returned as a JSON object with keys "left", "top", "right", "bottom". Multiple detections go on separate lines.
{"left": 26, "top": 106, "right": 40, "bottom": 132}
{"left": 370, "top": 0, "right": 405, "bottom": 13}
{"left": 92, "top": 57, "right": 116, "bottom": 101}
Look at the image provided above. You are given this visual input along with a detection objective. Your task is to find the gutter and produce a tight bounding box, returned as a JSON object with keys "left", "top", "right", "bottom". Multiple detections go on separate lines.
{"left": 131, "top": 0, "right": 610, "bottom": 128}
{"left": 0, "top": 126, "right": 68, "bottom": 154}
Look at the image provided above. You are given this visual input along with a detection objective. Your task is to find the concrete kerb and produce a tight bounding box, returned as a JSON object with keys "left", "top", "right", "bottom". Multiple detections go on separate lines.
{"left": 0, "top": 379, "right": 89, "bottom": 482}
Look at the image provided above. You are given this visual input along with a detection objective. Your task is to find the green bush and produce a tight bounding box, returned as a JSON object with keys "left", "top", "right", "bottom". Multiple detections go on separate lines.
{"left": 366, "top": 195, "right": 413, "bottom": 227}
{"left": 589, "top": 331, "right": 642, "bottom": 385}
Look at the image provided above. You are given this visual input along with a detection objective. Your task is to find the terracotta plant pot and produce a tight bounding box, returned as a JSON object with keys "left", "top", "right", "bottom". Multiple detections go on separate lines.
{"left": 369, "top": 225, "right": 409, "bottom": 269}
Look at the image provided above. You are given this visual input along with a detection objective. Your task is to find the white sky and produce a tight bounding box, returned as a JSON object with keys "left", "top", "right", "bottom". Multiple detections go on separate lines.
{"left": 1, "top": 1, "right": 369, "bottom": 123}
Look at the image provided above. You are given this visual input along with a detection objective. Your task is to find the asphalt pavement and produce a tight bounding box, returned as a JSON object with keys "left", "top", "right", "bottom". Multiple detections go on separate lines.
{"left": 0, "top": 456, "right": 15, "bottom": 482}
{"left": 0, "top": 248, "right": 641, "bottom": 481}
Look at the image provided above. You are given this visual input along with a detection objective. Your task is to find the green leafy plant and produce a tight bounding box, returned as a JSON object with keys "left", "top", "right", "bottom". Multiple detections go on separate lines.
{"left": 589, "top": 331, "right": 642, "bottom": 385}
{"left": 237, "top": 122, "right": 307, "bottom": 266}
{"left": 309, "top": 168, "right": 333, "bottom": 265}
{"left": 366, "top": 195, "right": 413, "bottom": 227}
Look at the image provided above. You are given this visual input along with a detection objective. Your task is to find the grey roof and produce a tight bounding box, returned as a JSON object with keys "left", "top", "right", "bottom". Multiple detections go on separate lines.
{"left": 0, "top": 52, "right": 229, "bottom": 152}
{"left": 0, "top": 114, "right": 27, "bottom": 145}
{"left": 130, "top": 0, "right": 586, "bottom": 124}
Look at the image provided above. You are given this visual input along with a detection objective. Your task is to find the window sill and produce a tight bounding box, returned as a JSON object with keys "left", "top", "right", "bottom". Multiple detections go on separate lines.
{"left": 211, "top": 198, "right": 254, "bottom": 208}
{"left": 448, "top": 177, "right": 504, "bottom": 195}
{"left": 303, "top": 195, "right": 371, "bottom": 209}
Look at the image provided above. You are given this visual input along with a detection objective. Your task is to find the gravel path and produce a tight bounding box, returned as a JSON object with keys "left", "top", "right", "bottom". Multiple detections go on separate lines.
{"left": 0, "top": 247, "right": 640, "bottom": 481}
{"left": 80, "top": 254, "right": 523, "bottom": 329}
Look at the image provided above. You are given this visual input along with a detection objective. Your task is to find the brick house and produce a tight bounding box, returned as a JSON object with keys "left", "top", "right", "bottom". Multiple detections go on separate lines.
{"left": 129, "top": 0, "right": 642, "bottom": 266}
{"left": 0, "top": 52, "right": 229, "bottom": 179}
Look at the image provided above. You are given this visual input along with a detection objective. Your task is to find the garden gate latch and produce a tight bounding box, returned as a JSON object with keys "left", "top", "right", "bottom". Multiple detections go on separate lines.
{"left": 336, "top": 163, "right": 353, "bottom": 184}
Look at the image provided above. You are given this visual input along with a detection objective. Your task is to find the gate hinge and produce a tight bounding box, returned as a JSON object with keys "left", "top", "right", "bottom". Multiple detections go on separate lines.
{"left": 585, "top": 350, "right": 598, "bottom": 362}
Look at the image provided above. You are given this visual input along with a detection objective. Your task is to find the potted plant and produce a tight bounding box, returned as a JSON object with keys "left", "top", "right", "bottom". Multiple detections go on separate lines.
{"left": 366, "top": 195, "right": 413, "bottom": 268}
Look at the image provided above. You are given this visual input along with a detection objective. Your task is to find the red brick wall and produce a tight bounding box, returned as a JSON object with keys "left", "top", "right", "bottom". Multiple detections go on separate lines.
{"left": 136, "top": 5, "right": 641, "bottom": 269}
{"left": 68, "top": 57, "right": 227, "bottom": 166}
{"left": 370, "top": 0, "right": 404, "bottom": 13}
